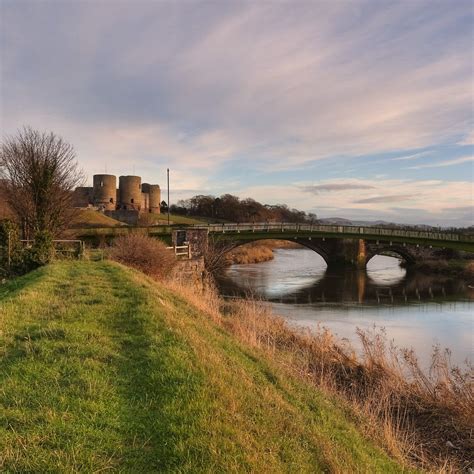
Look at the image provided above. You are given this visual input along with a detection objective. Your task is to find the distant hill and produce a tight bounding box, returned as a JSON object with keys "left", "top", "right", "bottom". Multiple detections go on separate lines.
{"left": 318, "top": 218, "right": 447, "bottom": 230}
{"left": 318, "top": 217, "right": 396, "bottom": 227}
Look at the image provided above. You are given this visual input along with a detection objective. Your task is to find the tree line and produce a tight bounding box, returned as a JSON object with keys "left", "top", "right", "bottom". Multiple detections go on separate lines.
{"left": 169, "top": 194, "right": 317, "bottom": 223}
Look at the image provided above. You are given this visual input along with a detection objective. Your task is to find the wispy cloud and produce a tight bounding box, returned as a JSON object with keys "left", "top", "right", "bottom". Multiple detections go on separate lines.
{"left": 1, "top": 1, "right": 473, "bottom": 170}
{"left": 406, "top": 155, "right": 473, "bottom": 169}
{"left": 354, "top": 194, "right": 414, "bottom": 204}
{"left": 391, "top": 151, "right": 431, "bottom": 161}
{"left": 300, "top": 183, "right": 375, "bottom": 194}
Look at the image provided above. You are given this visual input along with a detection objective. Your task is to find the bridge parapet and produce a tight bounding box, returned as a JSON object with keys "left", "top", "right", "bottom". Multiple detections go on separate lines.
{"left": 190, "top": 223, "right": 473, "bottom": 244}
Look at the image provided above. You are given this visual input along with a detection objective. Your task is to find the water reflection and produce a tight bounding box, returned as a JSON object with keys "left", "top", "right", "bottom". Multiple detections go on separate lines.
{"left": 218, "top": 250, "right": 472, "bottom": 306}
{"left": 217, "top": 250, "right": 473, "bottom": 366}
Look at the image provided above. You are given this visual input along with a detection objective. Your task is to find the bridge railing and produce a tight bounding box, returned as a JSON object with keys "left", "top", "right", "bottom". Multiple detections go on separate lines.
{"left": 190, "top": 223, "right": 473, "bottom": 243}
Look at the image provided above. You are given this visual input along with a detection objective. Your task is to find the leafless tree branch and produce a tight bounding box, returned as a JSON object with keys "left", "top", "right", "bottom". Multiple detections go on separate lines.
{"left": 0, "top": 126, "right": 85, "bottom": 237}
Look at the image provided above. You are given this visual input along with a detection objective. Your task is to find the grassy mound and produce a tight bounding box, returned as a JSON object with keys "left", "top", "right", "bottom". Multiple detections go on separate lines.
{"left": 0, "top": 261, "right": 403, "bottom": 472}
{"left": 71, "top": 209, "right": 127, "bottom": 228}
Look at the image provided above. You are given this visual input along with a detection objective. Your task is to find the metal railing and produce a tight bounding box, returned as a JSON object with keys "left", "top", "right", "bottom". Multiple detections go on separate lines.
{"left": 190, "top": 223, "right": 473, "bottom": 243}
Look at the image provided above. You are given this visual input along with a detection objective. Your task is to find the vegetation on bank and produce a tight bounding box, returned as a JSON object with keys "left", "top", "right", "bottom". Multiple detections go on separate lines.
{"left": 226, "top": 240, "right": 304, "bottom": 265}
{"left": 0, "top": 261, "right": 402, "bottom": 472}
{"left": 108, "top": 233, "right": 176, "bottom": 279}
{"left": 226, "top": 241, "right": 274, "bottom": 264}
{"left": 402, "top": 258, "right": 474, "bottom": 279}
{"left": 169, "top": 276, "right": 473, "bottom": 473}
{"left": 108, "top": 234, "right": 472, "bottom": 471}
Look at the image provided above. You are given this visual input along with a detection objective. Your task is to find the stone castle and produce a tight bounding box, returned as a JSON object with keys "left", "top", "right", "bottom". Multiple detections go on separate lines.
{"left": 73, "top": 174, "right": 161, "bottom": 224}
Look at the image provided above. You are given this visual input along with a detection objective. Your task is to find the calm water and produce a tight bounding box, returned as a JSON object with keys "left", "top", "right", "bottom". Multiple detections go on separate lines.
{"left": 217, "top": 249, "right": 474, "bottom": 367}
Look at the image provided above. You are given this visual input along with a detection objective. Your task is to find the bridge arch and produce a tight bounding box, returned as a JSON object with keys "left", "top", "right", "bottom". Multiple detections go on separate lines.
{"left": 365, "top": 244, "right": 417, "bottom": 265}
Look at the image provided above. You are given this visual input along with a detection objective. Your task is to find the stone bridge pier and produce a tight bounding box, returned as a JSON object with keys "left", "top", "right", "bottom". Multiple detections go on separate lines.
{"left": 297, "top": 237, "right": 458, "bottom": 269}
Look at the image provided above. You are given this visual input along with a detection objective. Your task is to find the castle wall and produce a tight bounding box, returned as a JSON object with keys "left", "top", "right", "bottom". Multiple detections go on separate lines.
{"left": 104, "top": 209, "right": 139, "bottom": 225}
{"left": 72, "top": 186, "right": 93, "bottom": 208}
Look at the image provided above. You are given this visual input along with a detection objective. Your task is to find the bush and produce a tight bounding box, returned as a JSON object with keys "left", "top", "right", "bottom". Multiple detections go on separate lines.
{"left": 25, "top": 230, "right": 54, "bottom": 269}
{"left": 0, "top": 219, "right": 24, "bottom": 276}
{"left": 0, "top": 221, "right": 54, "bottom": 276}
{"left": 108, "top": 233, "right": 176, "bottom": 279}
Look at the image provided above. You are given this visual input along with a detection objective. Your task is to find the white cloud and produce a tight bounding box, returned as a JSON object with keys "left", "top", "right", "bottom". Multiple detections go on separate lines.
{"left": 390, "top": 151, "right": 431, "bottom": 161}
{"left": 406, "top": 156, "right": 473, "bottom": 169}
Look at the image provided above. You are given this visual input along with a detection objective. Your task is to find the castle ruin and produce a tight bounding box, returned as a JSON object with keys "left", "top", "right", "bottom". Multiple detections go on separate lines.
{"left": 73, "top": 174, "right": 161, "bottom": 224}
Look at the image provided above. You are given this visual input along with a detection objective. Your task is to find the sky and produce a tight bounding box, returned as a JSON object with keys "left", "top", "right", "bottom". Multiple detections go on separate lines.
{"left": 1, "top": 0, "right": 473, "bottom": 226}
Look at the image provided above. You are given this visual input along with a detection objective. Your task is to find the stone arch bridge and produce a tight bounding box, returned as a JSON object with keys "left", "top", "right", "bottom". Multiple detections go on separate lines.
{"left": 174, "top": 223, "right": 474, "bottom": 269}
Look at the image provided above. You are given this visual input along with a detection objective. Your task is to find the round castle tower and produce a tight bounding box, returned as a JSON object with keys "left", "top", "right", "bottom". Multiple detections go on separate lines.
{"left": 119, "top": 175, "right": 142, "bottom": 210}
{"left": 141, "top": 183, "right": 161, "bottom": 214}
{"left": 92, "top": 174, "right": 116, "bottom": 211}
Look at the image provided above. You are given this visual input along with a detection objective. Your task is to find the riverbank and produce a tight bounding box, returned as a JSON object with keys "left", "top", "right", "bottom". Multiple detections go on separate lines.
{"left": 404, "top": 258, "right": 474, "bottom": 280}
{"left": 0, "top": 261, "right": 402, "bottom": 472}
{"left": 226, "top": 239, "right": 303, "bottom": 264}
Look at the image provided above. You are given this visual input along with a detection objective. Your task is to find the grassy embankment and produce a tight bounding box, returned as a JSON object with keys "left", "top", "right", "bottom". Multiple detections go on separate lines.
{"left": 140, "top": 214, "right": 208, "bottom": 225}
{"left": 0, "top": 261, "right": 403, "bottom": 472}
{"left": 71, "top": 209, "right": 127, "bottom": 228}
{"left": 72, "top": 209, "right": 207, "bottom": 228}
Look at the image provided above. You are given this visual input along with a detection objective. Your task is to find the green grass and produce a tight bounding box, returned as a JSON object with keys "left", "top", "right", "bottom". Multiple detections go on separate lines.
{"left": 158, "top": 213, "right": 207, "bottom": 225}
{"left": 72, "top": 209, "right": 128, "bottom": 228}
{"left": 0, "top": 261, "right": 406, "bottom": 472}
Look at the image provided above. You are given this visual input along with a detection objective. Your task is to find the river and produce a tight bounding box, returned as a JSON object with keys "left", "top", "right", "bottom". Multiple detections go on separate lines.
{"left": 216, "top": 248, "right": 473, "bottom": 368}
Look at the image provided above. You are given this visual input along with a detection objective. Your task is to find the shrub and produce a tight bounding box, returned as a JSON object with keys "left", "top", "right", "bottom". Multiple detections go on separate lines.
{"left": 108, "top": 233, "right": 176, "bottom": 279}
{"left": 0, "top": 219, "right": 24, "bottom": 276}
{"left": 25, "top": 230, "right": 54, "bottom": 268}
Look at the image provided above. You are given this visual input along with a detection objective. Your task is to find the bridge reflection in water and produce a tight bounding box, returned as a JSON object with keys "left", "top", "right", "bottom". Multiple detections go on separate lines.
{"left": 218, "top": 252, "right": 472, "bottom": 306}
{"left": 217, "top": 250, "right": 473, "bottom": 367}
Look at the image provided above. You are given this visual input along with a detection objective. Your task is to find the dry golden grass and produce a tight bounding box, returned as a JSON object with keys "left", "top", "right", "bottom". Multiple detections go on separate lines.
{"left": 226, "top": 239, "right": 304, "bottom": 265}
{"left": 166, "top": 276, "right": 474, "bottom": 473}
{"left": 226, "top": 243, "right": 274, "bottom": 264}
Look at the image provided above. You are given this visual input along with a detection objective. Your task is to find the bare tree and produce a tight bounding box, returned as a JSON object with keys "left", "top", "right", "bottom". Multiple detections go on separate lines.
{"left": 201, "top": 235, "right": 237, "bottom": 276}
{"left": 0, "top": 127, "right": 84, "bottom": 238}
